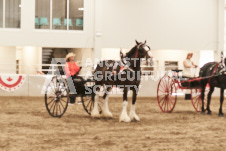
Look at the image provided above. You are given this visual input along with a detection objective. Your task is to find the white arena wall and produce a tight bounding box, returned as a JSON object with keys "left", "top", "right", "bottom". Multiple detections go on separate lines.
{"left": 100, "top": 0, "right": 221, "bottom": 50}
{"left": 0, "top": 47, "right": 16, "bottom": 74}
{"left": 0, "top": 75, "right": 221, "bottom": 97}
{"left": 0, "top": 0, "right": 224, "bottom": 52}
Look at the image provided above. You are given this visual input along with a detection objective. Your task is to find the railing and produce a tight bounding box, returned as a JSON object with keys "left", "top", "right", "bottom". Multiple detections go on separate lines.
{"left": 0, "top": 63, "right": 184, "bottom": 79}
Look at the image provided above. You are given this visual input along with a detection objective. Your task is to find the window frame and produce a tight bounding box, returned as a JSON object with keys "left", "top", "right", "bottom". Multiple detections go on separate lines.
{"left": 0, "top": 0, "right": 22, "bottom": 29}
{"left": 35, "top": 0, "right": 84, "bottom": 31}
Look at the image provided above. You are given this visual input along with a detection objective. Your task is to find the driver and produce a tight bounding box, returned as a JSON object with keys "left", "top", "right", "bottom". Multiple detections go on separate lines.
{"left": 183, "top": 53, "right": 198, "bottom": 78}
{"left": 64, "top": 52, "right": 84, "bottom": 104}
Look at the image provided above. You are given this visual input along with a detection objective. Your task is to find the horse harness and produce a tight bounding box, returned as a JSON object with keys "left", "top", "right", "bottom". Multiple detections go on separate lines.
{"left": 208, "top": 62, "right": 226, "bottom": 83}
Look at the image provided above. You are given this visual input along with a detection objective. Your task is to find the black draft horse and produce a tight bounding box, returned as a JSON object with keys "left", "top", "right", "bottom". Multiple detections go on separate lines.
{"left": 200, "top": 54, "right": 226, "bottom": 116}
{"left": 92, "top": 40, "right": 152, "bottom": 122}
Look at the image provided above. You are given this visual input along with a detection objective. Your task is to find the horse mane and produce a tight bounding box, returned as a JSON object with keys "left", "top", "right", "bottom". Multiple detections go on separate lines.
{"left": 125, "top": 45, "right": 137, "bottom": 57}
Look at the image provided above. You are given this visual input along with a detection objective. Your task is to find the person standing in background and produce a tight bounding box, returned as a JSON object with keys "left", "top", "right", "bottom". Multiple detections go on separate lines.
{"left": 183, "top": 53, "right": 198, "bottom": 78}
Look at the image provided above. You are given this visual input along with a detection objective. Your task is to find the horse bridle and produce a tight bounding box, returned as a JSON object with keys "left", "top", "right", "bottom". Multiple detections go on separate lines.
{"left": 119, "top": 43, "right": 151, "bottom": 72}
{"left": 135, "top": 43, "right": 151, "bottom": 58}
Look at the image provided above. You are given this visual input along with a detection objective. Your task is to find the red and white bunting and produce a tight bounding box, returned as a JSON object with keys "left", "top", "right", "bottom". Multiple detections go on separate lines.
{"left": 0, "top": 75, "right": 26, "bottom": 92}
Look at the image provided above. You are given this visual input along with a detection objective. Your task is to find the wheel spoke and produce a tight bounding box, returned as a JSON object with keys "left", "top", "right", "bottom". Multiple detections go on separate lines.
{"left": 45, "top": 77, "right": 69, "bottom": 117}
{"left": 191, "top": 88, "right": 206, "bottom": 112}
{"left": 60, "top": 98, "right": 68, "bottom": 103}
{"left": 48, "top": 86, "right": 56, "bottom": 95}
{"left": 198, "top": 100, "right": 202, "bottom": 110}
{"left": 59, "top": 99, "right": 65, "bottom": 109}
{"left": 169, "top": 94, "right": 176, "bottom": 100}
{"left": 52, "top": 102, "right": 56, "bottom": 116}
{"left": 47, "top": 98, "right": 55, "bottom": 105}
{"left": 168, "top": 98, "right": 172, "bottom": 110}
{"left": 58, "top": 103, "right": 62, "bottom": 114}
{"left": 195, "top": 99, "right": 200, "bottom": 110}
{"left": 49, "top": 100, "right": 56, "bottom": 111}
{"left": 89, "top": 100, "right": 93, "bottom": 112}
{"left": 83, "top": 97, "right": 91, "bottom": 102}
{"left": 167, "top": 77, "right": 171, "bottom": 87}
{"left": 166, "top": 99, "right": 169, "bottom": 111}
{"left": 168, "top": 96, "right": 175, "bottom": 106}
{"left": 158, "top": 94, "right": 166, "bottom": 97}
{"left": 194, "top": 97, "right": 199, "bottom": 106}
{"left": 196, "top": 98, "right": 201, "bottom": 109}
{"left": 159, "top": 96, "right": 165, "bottom": 104}
{"left": 162, "top": 78, "right": 167, "bottom": 89}
{"left": 163, "top": 99, "right": 167, "bottom": 111}
{"left": 56, "top": 103, "right": 58, "bottom": 116}
{"left": 85, "top": 99, "right": 92, "bottom": 109}
{"left": 159, "top": 84, "right": 165, "bottom": 92}
{"left": 158, "top": 88, "right": 166, "bottom": 93}
{"left": 157, "top": 76, "right": 177, "bottom": 113}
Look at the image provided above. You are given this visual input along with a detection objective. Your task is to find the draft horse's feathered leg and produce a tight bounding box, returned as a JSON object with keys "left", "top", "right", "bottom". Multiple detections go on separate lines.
{"left": 129, "top": 89, "right": 140, "bottom": 121}
{"left": 102, "top": 87, "right": 113, "bottom": 118}
{"left": 119, "top": 88, "right": 131, "bottom": 122}
{"left": 91, "top": 86, "right": 100, "bottom": 118}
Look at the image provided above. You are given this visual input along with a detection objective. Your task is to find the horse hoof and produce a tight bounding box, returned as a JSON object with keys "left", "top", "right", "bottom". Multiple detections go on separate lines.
{"left": 129, "top": 114, "right": 140, "bottom": 122}
{"left": 219, "top": 113, "right": 224, "bottom": 117}
{"left": 91, "top": 114, "right": 100, "bottom": 118}
{"left": 119, "top": 114, "right": 131, "bottom": 122}
{"left": 120, "top": 118, "right": 131, "bottom": 122}
{"left": 102, "top": 111, "right": 113, "bottom": 118}
{"left": 91, "top": 110, "right": 100, "bottom": 118}
{"left": 207, "top": 111, "right": 212, "bottom": 115}
{"left": 131, "top": 118, "right": 140, "bottom": 122}
{"left": 201, "top": 111, "right": 206, "bottom": 115}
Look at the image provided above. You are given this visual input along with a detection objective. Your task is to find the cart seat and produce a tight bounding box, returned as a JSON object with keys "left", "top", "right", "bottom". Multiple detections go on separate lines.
{"left": 73, "top": 79, "right": 83, "bottom": 83}
{"left": 171, "top": 69, "right": 183, "bottom": 73}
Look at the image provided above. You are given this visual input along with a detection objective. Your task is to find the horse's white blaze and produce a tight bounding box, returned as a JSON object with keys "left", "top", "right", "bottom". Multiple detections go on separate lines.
{"left": 91, "top": 94, "right": 100, "bottom": 118}
{"left": 144, "top": 46, "right": 149, "bottom": 51}
{"left": 147, "top": 51, "right": 153, "bottom": 58}
{"left": 119, "top": 101, "right": 131, "bottom": 122}
{"left": 102, "top": 95, "right": 113, "bottom": 118}
{"left": 129, "top": 104, "right": 140, "bottom": 121}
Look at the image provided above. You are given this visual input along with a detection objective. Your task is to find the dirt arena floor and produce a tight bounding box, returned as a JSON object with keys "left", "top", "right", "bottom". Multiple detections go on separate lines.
{"left": 1, "top": 96, "right": 226, "bottom": 151}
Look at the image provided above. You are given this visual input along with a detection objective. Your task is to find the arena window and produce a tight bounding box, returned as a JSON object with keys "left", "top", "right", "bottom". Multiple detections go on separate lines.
{"left": 0, "top": 0, "right": 21, "bottom": 29}
{"left": 69, "top": 0, "right": 83, "bottom": 30}
{"left": 35, "top": 0, "right": 50, "bottom": 29}
{"left": 35, "top": 0, "right": 83, "bottom": 31}
{"left": 5, "top": 0, "right": 21, "bottom": 28}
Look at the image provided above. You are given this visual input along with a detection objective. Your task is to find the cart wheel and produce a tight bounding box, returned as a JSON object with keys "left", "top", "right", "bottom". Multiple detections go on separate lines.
{"left": 157, "top": 75, "right": 177, "bottom": 113}
{"left": 191, "top": 87, "right": 208, "bottom": 112}
{"left": 45, "top": 76, "right": 69, "bottom": 118}
{"left": 82, "top": 94, "right": 103, "bottom": 115}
